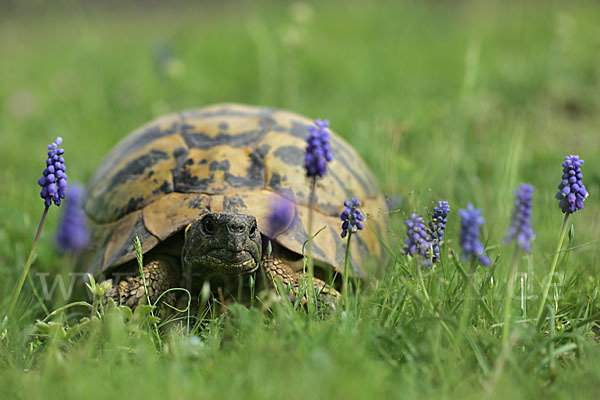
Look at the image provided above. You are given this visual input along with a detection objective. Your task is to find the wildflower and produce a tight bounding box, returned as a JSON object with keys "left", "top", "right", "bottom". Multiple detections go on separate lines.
{"left": 38, "top": 137, "right": 67, "bottom": 207}
{"left": 56, "top": 184, "right": 91, "bottom": 253}
{"left": 304, "top": 118, "right": 334, "bottom": 307}
{"left": 304, "top": 119, "right": 333, "bottom": 178}
{"left": 265, "top": 195, "right": 295, "bottom": 238}
{"left": 403, "top": 213, "right": 432, "bottom": 265}
{"left": 556, "top": 155, "right": 588, "bottom": 214}
{"left": 537, "top": 156, "right": 589, "bottom": 323}
{"left": 504, "top": 184, "right": 535, "bottom": 252}
{"left": 340, "top": 198, "right": 366, "bottom": 238}
{"left": 340, "top": 197, "right": 366, "bottom": 293}
{"left": 428, "top": 201, "right": 451, "bottom": 263}
{"left": 458, "top": 204, "right": 491, "bottom": 266}
{"left": 429, "top": 201, "right": 450, "bottom": 242}
{"left": 7, "top": 137, "right": 68, "bottom": 318}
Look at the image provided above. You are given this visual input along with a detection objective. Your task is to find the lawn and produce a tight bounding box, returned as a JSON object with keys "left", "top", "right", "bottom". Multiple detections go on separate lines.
{"left": 1, "top": 1, "right": 600, "bottom": 399}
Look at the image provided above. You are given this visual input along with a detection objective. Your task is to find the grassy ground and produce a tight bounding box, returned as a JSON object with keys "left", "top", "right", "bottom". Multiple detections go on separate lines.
{"left": 1, "top": 0, "right": 600, "bottom": 398}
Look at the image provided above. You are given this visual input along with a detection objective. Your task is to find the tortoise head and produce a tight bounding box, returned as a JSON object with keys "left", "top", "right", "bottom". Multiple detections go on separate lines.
{"left": 182, "top": 212, "right": 262, "bottom": 287}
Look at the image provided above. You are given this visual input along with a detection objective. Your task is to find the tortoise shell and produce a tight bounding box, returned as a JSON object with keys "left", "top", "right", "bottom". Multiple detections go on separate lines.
{"left": 81, "top": 104, "right": 386, "bottom": 279}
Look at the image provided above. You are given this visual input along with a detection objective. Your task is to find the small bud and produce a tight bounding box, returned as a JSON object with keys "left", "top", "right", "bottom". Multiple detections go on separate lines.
{"left": 568, "top": 224, "right": 575, "bottom": 241}
{"left": 100, "top": 280, "right": 112, "bottom": 294}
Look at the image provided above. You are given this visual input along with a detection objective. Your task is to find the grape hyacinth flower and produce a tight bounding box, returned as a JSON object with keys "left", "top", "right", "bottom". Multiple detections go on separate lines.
{"left": 265, "top": 195, "right": 295, "bottom": 239}
{"left": 429, "top": 201, "right": 450, "bottom": 242}
{"left": 7, "top": 137, "right": 68, "bottom": 319}
{"left": 56, "top": 184, "right": 90, "bottom": 253}
{"left": 504, "top": 184, "right": 535, "bottom": 253}
{"left": 458, "top": 204, "right": 491, "bottom": 267}
{"left": 556, "top": 155, "right": 588, "bottom": 214}
{"left": 303, "top": 118, "right": 334, "bottom": 310}
{"left": 537, "top": 155, "right": 589, "bottom": 324}
{"left": 428, "top": 201, "right": 451, "bottom": 263}
{"left": 340, "top": 198, "right": 366, "bottom": 293}
{"left": 38, "top": 137, "right": 68, "bottom": 207}
{"left": 502, "top": 184, "right": 535, "bottom": 345}
{"left": 340, "top": 198, "right": 366, "bottom": 238}
{"left": 403, "top": 213, "right": 432, "bottom": 266}
{"left": 304, "top": 118, "right": 333, "bottom": 179}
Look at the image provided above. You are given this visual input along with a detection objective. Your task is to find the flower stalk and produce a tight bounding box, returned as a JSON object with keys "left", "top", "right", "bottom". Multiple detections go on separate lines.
{"left": 537, "top": 155, "right": 587, "bottom": 326}
{"left": 7, "top": 137, "right": 67, "bottom": 319}
{"left": 502, "top": 244, "right": 520, "bottom": 347}
{"left": 303, "top": 119, "right": 333, "bottom": 315}
{"left": 535, "top": 213, "right": 569, "bottom": 325}
{"left": 7, "top": 206, "right": 49, "bottom": 319}
{"left": 342, "top": 230, "right": 352, "bottom": 294}
{"left": 306, "top": 178, "right": 317, "bottom": 314}
{"left": 340, "top": 197, "right": 365, "bottom": 295}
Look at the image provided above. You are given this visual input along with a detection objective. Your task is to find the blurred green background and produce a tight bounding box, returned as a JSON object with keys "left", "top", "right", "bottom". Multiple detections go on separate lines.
{"left": 2, "top": 0, "right": 599, "bottom": 274}
{"left": 0, "top": 0, "right": 600, "bottom": 279}
{"left": 1, "top": 1, "right": 600, "bottom": 399}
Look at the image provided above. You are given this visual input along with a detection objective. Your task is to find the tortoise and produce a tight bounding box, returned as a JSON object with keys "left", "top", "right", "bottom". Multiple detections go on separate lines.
{"left": 79, "top": 103, "right": 386, "bottom": 311}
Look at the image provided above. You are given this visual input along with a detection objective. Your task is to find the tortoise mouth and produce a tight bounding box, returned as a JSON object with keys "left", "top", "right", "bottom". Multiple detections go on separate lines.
{"left": 199, "top": 249, "right": 259, "bottom": 275}
{"left": 207, "top": 249, "right": 254, "bottom": 264}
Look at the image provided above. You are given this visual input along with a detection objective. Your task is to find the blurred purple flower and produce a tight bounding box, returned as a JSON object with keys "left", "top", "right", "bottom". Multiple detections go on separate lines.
{"left": 556, "top": 155, "right": 588, "bottom": 214}
{"left": 386, "top": 194, "right": 403, "bottom": 211}
{"left": 38, "top": 137, "right": 67, "bottom": 207}
{"left": 504, "top": 184, "right": 535, "bottom": 252}
{"left": 266, "top": 195, "right": 295, "bottom": 238}
{"left": 340, "top": 197, "right": 366, "bottom": 238}
{"left": 304, "top": 119, "right": 333, "bottom": 178}
{"left": 55, "top": 184, "right": 90, "bottom": 253}
{"left": 458, "top": 204, "right": 491, "bottom": 267}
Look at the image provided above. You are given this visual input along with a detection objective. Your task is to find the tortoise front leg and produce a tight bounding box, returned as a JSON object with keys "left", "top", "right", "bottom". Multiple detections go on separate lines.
{"left": 261, "top": 256, "right": 340, "bottom": 308}
{"left": 102, "top": 255, "right": 180, "bottom": 311}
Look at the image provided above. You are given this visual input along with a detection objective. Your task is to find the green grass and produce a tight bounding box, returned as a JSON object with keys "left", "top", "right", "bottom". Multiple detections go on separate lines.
{"left": 1, "top": 0, "right": 600, "bottom": 399}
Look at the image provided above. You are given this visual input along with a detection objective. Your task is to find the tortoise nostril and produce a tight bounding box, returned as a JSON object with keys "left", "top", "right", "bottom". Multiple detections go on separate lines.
{"left": 228, "top": 220, "right": 246, "bottom": 234}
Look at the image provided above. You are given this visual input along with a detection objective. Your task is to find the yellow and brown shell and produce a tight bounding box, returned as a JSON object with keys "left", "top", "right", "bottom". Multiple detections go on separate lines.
{"left": 81, "top": 104, "right": 387, "bottom": 278}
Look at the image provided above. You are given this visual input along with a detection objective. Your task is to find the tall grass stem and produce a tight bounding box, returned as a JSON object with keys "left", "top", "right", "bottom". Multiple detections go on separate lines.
{"left": 7, "top": 205, "right": 49, "bottom": 319}
{"left": 134, "top": 235, "right": 163, "bottom": 349}
{"left": 502, "top": 244, "right": 520, "bottom": 347}
{"left": 536, "top": 213, "right": 569, "bottom": 325}
{"left": 342, "top": 231, "right": 352, "bottom": 298}
{"left": 306, "top": 178, "right": 317, "bottom": 316}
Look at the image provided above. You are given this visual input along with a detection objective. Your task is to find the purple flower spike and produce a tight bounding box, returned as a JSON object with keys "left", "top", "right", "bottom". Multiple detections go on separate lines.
{"left": 458, "top": 204, "right": 491, "bottom": 267}
{"left": 266, "top": 195, "right": 295, "bottom": 238}
{"left": 504, "top": 184, "right": 535, "bottom": 253}
{"left": 38, "top": 137, "right": 68, "bottom": 207}
{"left": 304, "top": 118, "right": 333, "bottom": 178}
{"left": 403, "top": 213, "right": 432, "bottom": 267}
{"left": 56, "top": 184, "right": 90, "bottom": 253}
{"left": 428, "top": 201, "right": 451, "bottom": 263}
{"left": 340, "top": 197, "right": 366, "bottom": 238}
{"left": 556, "top": 155, "right": 588, "bottom": 214}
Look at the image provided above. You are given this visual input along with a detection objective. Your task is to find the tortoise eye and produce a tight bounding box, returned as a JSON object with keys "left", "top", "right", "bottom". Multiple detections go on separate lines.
{"left": 202, "top": 216, "right": 217, "bottom": 235}
{"left": 249, "top": 222, "right": 257, "bottom": 237}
